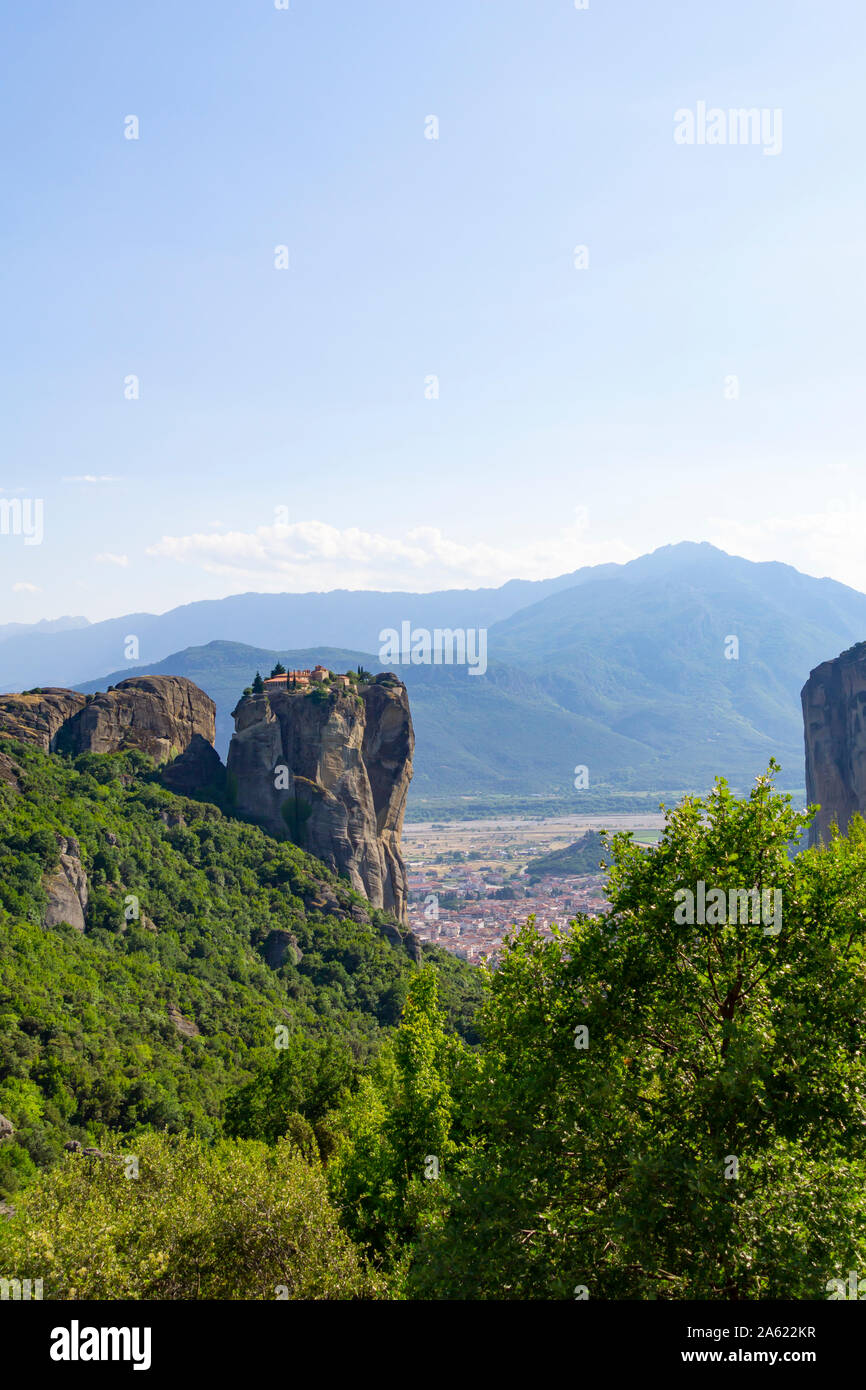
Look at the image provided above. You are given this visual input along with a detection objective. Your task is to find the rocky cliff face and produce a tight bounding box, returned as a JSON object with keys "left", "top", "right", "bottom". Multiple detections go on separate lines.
{"left": 226, "top": 676, "right": 414, "bottom": 921}
{"left": 1, "top": 671, "right": 416, "bottom": 944}
{"left": 802, "top": 643, "right": 866, "bottom": 846}
{"left": 43, "top": 835, "right": 89, "bottom": 931}
{"left": 0, "top": 688, "right": 87, "bottom": 752}
{"left": 59, "top": 676, "right": 215, "bottom": 762}
{"left": 0, "top": 676, "right": 215, "bottom": 767}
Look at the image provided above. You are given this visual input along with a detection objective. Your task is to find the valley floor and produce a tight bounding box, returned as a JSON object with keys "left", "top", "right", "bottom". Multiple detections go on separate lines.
{"left": 404, "top": 813, "right": 664, "bottom": 964}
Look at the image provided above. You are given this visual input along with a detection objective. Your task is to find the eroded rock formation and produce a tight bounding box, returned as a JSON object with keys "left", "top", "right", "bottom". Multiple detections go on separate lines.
{"left": 0, "top": 750, "right": 22, "bottom": 790}
{"left": 227, "top": 675, "right": 414, "bottom": 920}
{"left": 43, "top": 835, "right": 89, "bottom": 931}
{"left": 161, "top": 732, "right": 225, "bottom": 794}
{"left": 1, "top": 671, "right": 416, "bottom": 947}
{"left": 59, "top": 677, "right": 215, "bottom": 763}
{"left": 0, "top": 676, "right": 215, "bottom": 767}
{"left": 802, "top": 642, "right": 866, "bottom": 846}
{"left": 0, "top": 688, "right": 87, "bottom": 752}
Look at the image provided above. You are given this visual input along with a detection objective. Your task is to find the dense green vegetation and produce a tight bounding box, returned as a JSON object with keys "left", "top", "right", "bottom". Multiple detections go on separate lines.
{"left": 2, "top": 750, "right": 865, "bottom": 1300}
{"left": 400, "top": 770, "right": 866, "bottom": 1298}
{"left": 0, "top": 736, "right": 480, "bottom": 1199}
{"left": 330, "top": 768, "right": 866, "bottom": 1299}
{"left": 0, "top": 1131, "right": 378, "bottom": 1300}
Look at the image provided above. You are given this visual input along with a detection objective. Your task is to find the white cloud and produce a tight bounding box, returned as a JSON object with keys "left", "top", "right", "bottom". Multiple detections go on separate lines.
{"left": 146, "top": 511, "right": 637, "bottom": 591}
{"left": 94, "top": 552, "right": 129, "bottom": 567}
{"left": 12, "top": 581, "right": 41, "bottom": 593}
{"left": 709, "top": 498, "right": 866, "bottom": 592}
{"left": 63, "top": 475, "right": 121, "bottom": 484}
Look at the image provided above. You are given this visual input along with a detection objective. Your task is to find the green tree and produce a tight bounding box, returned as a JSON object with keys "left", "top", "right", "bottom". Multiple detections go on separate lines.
{"left": 329, "top": 966, "right": 463, "bottom": 1260}
{"left": 251, "top": 672, "right": 265, "bottom": 693}
{"left": 410, "top": 768, "right": 866, "bottom": 1299}
{"left": 0, "top": 1131, "right": 382, "bottom": 1299}
{"left": 384, "top": 966, "right": 456, "bottom": 1186}
{"left": 224, "top": 1033, "right": 359, "bottom": 1155}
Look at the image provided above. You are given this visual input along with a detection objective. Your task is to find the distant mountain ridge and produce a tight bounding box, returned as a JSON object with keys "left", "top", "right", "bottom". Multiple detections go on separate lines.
{"left": 0, "top": 615, "right": 89, "bottom": 645}
{"left": 9, "top": 543, "right": 866, "bottom": 802}
{"left": 0, "top": 570, "right": 589, "bottom": 692}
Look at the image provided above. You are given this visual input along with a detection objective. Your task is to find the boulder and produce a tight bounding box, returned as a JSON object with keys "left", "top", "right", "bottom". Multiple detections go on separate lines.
{"left": 303, "top": 886, "right": 343, "bottom": 918}
{"left": 262, "top": 929, "right": 303, "bottom": 969}
{"left": 161, "top": 733, "right": 226, "bottom": 795}
{"left": 0, "top": 751, "right": 23, "bottom": 790}
{"left": 404, "top": 930, "right": 423, "bottom": 965}
{"left": 60, "top": 676, "right": 216, "bottom": 764}
{"left": 168, "top": 1004, "right": 199, "bottom": 1038}
{"left": 43, "top": 835, "right": 88, "bottom": 931}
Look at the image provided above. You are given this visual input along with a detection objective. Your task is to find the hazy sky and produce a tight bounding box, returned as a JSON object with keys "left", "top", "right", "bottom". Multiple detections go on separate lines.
{"left": 2, "top": 0, "right": 865, "bottom": 622}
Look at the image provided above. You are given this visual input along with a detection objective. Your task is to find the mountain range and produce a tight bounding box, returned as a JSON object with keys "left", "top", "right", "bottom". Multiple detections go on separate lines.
{"left": 0, "top": 571, "right": 583, "bottom": 692}
{"left": 0, "top": 616, "right": 90, "bottom": 645}
{"left": 6, "top": 542, "right": 866, "bottom": 805}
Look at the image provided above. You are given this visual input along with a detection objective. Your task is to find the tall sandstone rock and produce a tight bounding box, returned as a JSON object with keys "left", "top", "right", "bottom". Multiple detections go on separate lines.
{"left": 802, "top": 642, "right": 866, "bottom": 846}
{"left": 227, "top": 676, "right": 413, "bottom": 921}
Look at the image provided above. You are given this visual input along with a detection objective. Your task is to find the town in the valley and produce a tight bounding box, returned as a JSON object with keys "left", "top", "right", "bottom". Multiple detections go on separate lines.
{"left": 403, "top": 813, "right": 664, "bottom": 967}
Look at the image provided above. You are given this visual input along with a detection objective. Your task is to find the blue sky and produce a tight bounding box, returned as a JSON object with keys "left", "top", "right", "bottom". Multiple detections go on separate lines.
{"left": 2, "top": 0, "right": 865, "bottom": 622}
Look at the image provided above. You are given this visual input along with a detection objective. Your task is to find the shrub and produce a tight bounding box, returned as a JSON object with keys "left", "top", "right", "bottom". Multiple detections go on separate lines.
{"left": 0, "top": 1131, "right": 382, "bottom": 1300}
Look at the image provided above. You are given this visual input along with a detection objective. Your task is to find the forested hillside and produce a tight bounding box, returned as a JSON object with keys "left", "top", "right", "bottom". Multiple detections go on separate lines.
{"left": 0, "top": 736, "right": 479, "bottom": 1199}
